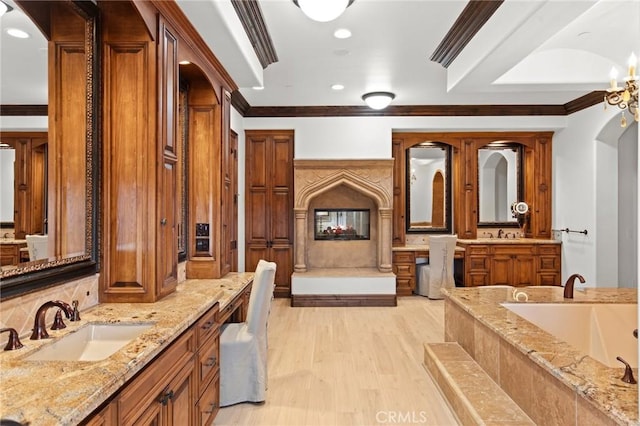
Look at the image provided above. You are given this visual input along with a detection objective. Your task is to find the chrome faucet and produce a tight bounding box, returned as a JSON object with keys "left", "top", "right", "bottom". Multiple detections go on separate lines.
{"left": 497, "top": 229, "right": 504, "bottom": 239}
{"left": 30, "top": 300, "right": 75, "bottom": 340}
{"left": 563, "top": 274, "right": 585, "bottom": 299}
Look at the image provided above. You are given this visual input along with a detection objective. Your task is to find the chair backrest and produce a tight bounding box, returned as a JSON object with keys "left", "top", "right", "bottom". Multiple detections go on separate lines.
{"left": 428, "top": 234, "right": 457, "bottom": 284}
{"left": 25, "top": 234, "right": 49, "bottom": 261}
{"left": 246, "top": 259, "right": 277, "bottom": 335}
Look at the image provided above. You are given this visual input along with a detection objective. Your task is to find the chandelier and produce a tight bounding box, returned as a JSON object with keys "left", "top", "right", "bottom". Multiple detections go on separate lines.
{"left": 605, "top": 53, "right": 638, "bottom": 127}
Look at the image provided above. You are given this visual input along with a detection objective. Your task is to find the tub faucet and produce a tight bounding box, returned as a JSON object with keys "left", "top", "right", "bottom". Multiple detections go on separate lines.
{"left": 563, "top": 274, "right": 585, "bottom": 299}
{"left": 30, "top": 300, "right": 74, "bottom": 340}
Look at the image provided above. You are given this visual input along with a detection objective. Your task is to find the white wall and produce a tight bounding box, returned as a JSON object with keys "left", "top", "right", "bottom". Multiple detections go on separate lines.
{"left": 553, "top": 104, "right": 638, "bottom": 288}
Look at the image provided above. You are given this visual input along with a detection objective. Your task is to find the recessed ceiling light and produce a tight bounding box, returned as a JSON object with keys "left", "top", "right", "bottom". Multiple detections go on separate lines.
{"left": 252, "top": 86, "right": 264, "bottom": 90}
{"left": 334, "top": 28, "right": 351, "bottom": 39}
{"left": 6, "top": 28, "right": 30, "bottom": 39}
{"left": 179, "top": 60, "right": 191, "bottom": 65}
{"left": 331, "top": 84, "right": 344, "bottom": 90}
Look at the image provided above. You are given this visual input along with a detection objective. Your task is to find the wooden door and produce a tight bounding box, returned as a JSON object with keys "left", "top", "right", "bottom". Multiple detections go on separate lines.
{"left": 245, "top": 130, "right": 294, "bottom": 297}
{"left": 512, "top": 255, "right": 536, "bottom": 286}
{"left": 490, "top": 256, "right": 512, "bottom": 286}
{"left": 166, "top": 361, "right": 196, "bottom": 426}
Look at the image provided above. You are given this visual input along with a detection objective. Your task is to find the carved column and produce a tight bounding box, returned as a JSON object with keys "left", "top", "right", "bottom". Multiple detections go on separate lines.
{"left": 294, "top": 209, "right": 307, "bottom": 272}
{"left": 379, "top": 208, "right": 393, "bottom": 272}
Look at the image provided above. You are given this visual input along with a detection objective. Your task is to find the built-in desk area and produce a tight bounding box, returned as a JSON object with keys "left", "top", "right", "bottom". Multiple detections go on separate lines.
{"left": 392, "top": 245, "right": 466, "bottom": 296}
{"left": 393, "top": 239, "right": 562, "bottom": 295}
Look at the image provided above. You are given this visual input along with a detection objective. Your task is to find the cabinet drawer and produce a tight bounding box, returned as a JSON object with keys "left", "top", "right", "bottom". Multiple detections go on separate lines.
{"left": 395, "top": 278, "right": 414, "bottom": 295}
{"left": 197, "top": 332, "right": 220, "bottom": 391}
{"left": 196, "top": 303, "right": 219, "bottom": 346}
{"left": 393, "top": 263, "right": 415, "bottom": 277}
{"left": 465, "top": 245, "right": 489, "bottom": 255}
{"left": 117, "top": 329, "right": 195, "bottom": 422}
{"left": 393, "top": 252, "right": 416, "bottom": 263}
{"left": 538, "top": 245, "right": 560, "bottom": 255}
{"left": 197, "top": 372, "right": 219, "bottom": 426}
{"left": 491, "top": 245, "right": 536, "bottom": 256}
{"left": 538, "top": 274, "right": 560, "bottom": 286}
{"left": 466, "top": 273, "right": 489, "bottom": 286}
{"left": 538, "top": 256, "right": 560, "bottom": 271}
{"left": 468, "top": 256, "right": 488, "bottom": 270}
{"left": 220, "top": 295, "right": 244, "bottom": 324}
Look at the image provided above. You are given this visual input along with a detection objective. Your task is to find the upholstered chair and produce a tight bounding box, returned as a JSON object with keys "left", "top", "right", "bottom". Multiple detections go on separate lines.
{"left": 219, "top": 259, "right": 277, "bottom": 406}
{"left": 25, "top": 234, "right": 49, "bottom": 261}
{"left": 417, "top": 235, "right": 457, "bottom": 299}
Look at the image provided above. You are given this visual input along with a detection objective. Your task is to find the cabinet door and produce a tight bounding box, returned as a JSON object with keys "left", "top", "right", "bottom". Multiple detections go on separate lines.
{"left": 156, "top": 17, "right": 179, "bottom": 297}
{"left": 512, "top": 255, "right": 535, "bottom": 286}
{"left": 490, "top": 256, "right": 512, "bottom": 286}
{"left": 129, "top": 403, "right": 162, "bottom": 426}
{"left": 166, "top": 361, "right": 197, "bottom": 426}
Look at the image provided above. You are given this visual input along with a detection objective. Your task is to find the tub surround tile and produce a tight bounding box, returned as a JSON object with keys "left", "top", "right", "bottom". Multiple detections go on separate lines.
{"left": 0, "top": 273, "right": 254, "bottom": 426}
{"left": 442, "top": 286, "right": 638, "bottom": 425}
{"left": 424, "top": 342, "right": 535, "bottom": 425}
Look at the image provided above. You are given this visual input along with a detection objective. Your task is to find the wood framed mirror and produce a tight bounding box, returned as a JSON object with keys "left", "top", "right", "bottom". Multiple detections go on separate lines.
{"left": 477, "top": 142, "right": 523, "bottom": 227}
{"left": 406, "top": 142, "right": 452, "bottom": 234}
{"left": 0, "top": 0, "right": 99, "bottom": 299}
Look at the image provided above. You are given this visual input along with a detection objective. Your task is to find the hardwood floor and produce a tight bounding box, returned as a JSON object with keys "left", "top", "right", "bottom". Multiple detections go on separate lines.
{"left": 214, "top": 296, "right": 460, "bottom": 426}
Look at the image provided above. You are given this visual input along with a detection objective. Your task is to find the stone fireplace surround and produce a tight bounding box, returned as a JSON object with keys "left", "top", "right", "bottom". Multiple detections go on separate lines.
{"left": 291, "top": 159, "right": 396, "bottom": 307}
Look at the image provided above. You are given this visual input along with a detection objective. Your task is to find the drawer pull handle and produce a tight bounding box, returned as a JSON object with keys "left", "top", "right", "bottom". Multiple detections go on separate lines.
{"left": 204, "top": 402, "right": 218, "bottom": 414}
{"left": 159, "top": 389, "right": 174, "bottom": 406}
{"left": 205, "top": 356, "right": 217, "bottom": 367}
{"left": 201, "top": 320, "right": 214, "bottom": 330}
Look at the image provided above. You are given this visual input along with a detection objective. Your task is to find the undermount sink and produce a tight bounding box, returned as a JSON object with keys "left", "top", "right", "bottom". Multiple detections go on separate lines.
{"left": 25, "top": 323, "right": 154, "bottom": 362}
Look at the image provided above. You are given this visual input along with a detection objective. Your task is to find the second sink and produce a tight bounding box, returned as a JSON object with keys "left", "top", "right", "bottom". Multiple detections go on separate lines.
{"left": 25, "top": 323, "right": 154, "bottom": 362}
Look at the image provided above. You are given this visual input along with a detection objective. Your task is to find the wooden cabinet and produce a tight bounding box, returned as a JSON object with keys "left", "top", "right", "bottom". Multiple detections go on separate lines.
{"left": 459, "top": 242, "right": 560, "bottom": 287}
{"left": 245, "top": 130, "right": 294, "bottom": 297}
{"left": 195, "top": 305, "right": 221, "bottom": 425}
{"left": 391, "top": 132, "right": 554, "bottom": 242}
{"left": 537, "top": 244, "right": 562, "bottom": 285}
{"left": 392, "top": 251, "right": 416, "bottom": 296}
{"left": 489, "top": 245, "right": 536, "bottom": 286}
{"left": 100, "top": 5, "right": 178, "bottom": 302}
{"left": 464, "top": 245, "right": 490, "bottom": 286}
{"left": 0, "top": 243, "right": 27, "bottom": 266}
{"left": 116, "top": 328, "right": 197, "bottom": 425}
{"left": 85, "top": 302, "right": 225, "bottom": 426}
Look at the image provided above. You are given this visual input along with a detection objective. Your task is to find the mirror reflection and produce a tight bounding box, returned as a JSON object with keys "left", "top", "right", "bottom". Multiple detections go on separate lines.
{"left": 478, "top": 142, "right": 523, "bottom": 225}
{"left": 0, "top": 0, "right": 95, "bottom": 287}
{"left": 407, "top": 142, "right": 451, "bottom": 232}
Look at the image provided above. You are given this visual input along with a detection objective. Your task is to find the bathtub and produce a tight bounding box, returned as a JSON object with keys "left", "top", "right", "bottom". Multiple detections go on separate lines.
{"left": 501, "top": 303, "right": 638, "bottom": 368}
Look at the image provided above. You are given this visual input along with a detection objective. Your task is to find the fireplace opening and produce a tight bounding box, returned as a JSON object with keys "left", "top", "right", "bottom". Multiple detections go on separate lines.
{"left": 314, "top": 209, "right": 370, "bottom": 241}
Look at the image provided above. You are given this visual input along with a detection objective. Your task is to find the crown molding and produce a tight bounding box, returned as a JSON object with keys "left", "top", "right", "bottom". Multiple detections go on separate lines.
{"left": 0, "top": 105, "right": 48, "bottom": 116}
{"left": 430, "top": 0, "right": 504, "bottom": 68}
{"left": 231, "top": 0, "right": 278, "bottom": 69}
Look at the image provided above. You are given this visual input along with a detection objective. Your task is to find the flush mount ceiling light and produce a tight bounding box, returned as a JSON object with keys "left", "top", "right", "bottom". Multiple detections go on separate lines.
{"left": 6, "top": 28, "right": 30, "bottom": 39}
{"left": 293, "top": 0, "right": 354, "bottom": 22}
{"left": 362, "top": 91, "right": 395, "bottom": 110}
{"left": 0, "top": 1, "right": 13, "bottom": 17}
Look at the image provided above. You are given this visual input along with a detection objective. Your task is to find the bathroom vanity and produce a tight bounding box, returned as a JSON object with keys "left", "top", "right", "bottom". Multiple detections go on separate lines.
{"left": 0, "top": 273, "right": 253, "bottom": 425}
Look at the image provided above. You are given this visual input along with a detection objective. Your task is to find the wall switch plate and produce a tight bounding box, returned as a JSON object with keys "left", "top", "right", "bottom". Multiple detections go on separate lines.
{"left": 552, "top": 230, "right": 563, "bottom": 241}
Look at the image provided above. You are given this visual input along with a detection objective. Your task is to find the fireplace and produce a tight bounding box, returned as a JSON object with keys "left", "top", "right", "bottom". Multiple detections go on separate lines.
{"left": 291, "top": 159, "right": 396, "bottom": 307}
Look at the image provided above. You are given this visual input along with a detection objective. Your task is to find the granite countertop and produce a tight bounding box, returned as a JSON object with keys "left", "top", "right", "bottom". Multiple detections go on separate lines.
{"left": 0, "top": 272, "right": 254, "bottom": 425}
{"left": 456, "top": 238, "right": 560, "bottom": 244}
{"left": 392, "top": 244, "right": 466, "bottom": 252}
{"left": 0, "top": 239, "right": 27, "bottom": 245}
{"left": 442, "top": 286, "right": 638, "bottom": 425}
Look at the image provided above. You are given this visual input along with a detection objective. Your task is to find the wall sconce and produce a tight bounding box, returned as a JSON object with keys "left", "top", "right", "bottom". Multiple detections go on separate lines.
{"left": 0, "top": 1, "right": 13, "bottom": 17}
{"left": 293, "top": 0, "right": 354, "bottom": 22}
{"left": 362, "top": 91, "right": 395, "bottom": 110}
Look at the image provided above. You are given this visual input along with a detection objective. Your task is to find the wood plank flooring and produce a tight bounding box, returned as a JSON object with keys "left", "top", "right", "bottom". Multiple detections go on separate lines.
{"left": 214, "top": 296, "right": 460, "bottom": 426}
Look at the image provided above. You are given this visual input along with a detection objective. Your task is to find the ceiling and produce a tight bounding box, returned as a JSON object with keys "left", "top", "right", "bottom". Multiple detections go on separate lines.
{"left": 1, "top": 0, "right": 639, "bottom": 112}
